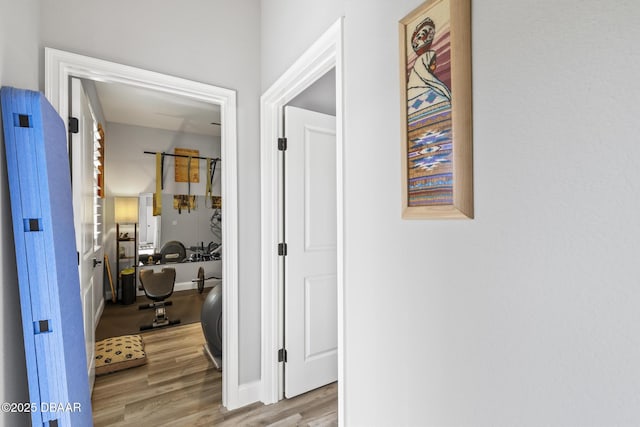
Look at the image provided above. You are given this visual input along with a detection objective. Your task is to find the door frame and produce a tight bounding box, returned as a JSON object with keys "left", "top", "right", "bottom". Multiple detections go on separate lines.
{"left": 44, "top": 48, "right": 242, "bottom": 409}
{"left": 260, "top": 17, "right": 345, "bottom": 423}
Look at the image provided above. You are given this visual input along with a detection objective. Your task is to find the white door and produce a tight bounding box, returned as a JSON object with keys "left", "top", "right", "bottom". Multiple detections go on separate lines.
{"left": 71, "top": 78, "right": 102, "bottom": 391}
{"left": 284, "top": 106, "right": 337, "bottom": 398}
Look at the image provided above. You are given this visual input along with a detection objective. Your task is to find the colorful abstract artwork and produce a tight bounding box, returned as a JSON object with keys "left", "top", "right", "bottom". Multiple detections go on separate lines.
{"left": 405, "top": 0, "right": 452, "bottom": 206}
{"left": 400, "top": 0, "right": 473, "bottom": 219}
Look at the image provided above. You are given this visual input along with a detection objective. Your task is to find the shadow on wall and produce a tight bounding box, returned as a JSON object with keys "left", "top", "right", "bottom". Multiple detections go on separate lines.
{"left": 1, "top": 128, "right": 30, "bottom": 427}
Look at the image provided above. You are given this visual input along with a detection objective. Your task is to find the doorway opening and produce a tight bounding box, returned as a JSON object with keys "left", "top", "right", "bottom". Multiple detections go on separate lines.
{"left": 44, "top": 47, "right": 242, "bottom": 409}
{"left": 260, "top": 17, "right": 345, "bottom": 424}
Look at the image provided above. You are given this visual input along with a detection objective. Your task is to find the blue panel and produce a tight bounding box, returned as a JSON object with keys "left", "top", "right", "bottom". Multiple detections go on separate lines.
{"left": 1, "top": 87, "right": 93, "bottom": 427}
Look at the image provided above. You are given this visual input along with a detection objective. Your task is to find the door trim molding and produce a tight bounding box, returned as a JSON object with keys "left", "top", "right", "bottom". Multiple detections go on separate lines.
{"left": 259, "top": 18, "right": 345, "bottom": 424}
{"left": 44, "top": 48, "right": 243, "bottom": 409}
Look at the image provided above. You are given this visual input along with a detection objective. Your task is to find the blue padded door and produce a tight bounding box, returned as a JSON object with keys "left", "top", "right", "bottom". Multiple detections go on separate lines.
{"left": 1, "top": 87, "right": 93, "bottom": 427}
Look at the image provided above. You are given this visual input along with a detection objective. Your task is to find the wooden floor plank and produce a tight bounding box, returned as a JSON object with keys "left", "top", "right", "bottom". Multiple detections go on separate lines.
{"left": 92, "top": 322, "right": 337, "bottom": 426}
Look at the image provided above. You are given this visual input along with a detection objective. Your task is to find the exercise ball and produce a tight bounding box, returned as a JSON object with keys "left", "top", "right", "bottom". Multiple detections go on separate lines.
{"left": 201, "top": 283, "right": 222, "bottom": 357}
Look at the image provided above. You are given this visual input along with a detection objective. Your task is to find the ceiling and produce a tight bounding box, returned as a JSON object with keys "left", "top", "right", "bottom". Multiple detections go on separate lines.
{"left": 93, "top": 81, "right": 222, "bottom": 137}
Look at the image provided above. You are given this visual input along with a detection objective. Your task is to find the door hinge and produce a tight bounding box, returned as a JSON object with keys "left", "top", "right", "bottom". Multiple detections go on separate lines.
{"left": 68, "top": 117, "right": 79, "bottom": 134}
{"left": 278, "top": 137, "right": 287, "bottom": 151}
{"left": 278, "top": 243, "right": 288, "bottom": 256}
{"left": 34, "top": 319, "right": 52, "bottom": 334}
{"left": 77, "top": 251, "right": 80, "bottom": 266}
{"left": 24, "top": 218, "right": 41, "bottom": 232}
{"left": 278, "top": 348, "right": 287, "bottom": 363}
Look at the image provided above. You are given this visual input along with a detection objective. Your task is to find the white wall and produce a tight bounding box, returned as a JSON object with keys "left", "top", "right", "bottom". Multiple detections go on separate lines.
{"left": 41, "top": 0, "right": 263, "bottom": 383}
{"left": 262, "top": 0, "right": 640, "bottom": 425}
{"left": 0, "top": 1, "right": 40, "bottom": 426}
{"left": 260, "top": 0, "right": 345, "bottom": 89}
{"left": 105, "top": 122, "right": 221, "bottom": 197}
{"left": 288, "top": 68, "right": 336, "bottom": 116}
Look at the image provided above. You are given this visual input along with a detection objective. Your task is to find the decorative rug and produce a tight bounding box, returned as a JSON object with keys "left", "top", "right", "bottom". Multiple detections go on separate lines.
{"left": 95, "top": 335, "right": 146, "bottom": 375}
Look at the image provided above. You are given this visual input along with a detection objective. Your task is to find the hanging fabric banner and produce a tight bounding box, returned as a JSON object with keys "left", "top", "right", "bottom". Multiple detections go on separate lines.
{"left": 153, "top": 152, "right": 162, "bottom": 216}
{"left": 206, "top": 158, "right": 213, "bottom": 199}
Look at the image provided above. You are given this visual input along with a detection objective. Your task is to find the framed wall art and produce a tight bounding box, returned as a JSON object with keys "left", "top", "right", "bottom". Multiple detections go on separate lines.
{"left": 399, "top": 0, "right": 473, "bottom": 219}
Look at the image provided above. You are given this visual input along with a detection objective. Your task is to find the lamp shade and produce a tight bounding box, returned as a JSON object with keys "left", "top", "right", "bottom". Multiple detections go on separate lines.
{"left": 114, "top": 197, "right": 138, "bottom": 224}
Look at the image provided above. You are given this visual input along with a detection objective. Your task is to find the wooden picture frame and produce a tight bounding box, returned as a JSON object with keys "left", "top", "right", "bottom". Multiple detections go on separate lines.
{"left": 399, "top": 0, "right": 473, "bottom": 219}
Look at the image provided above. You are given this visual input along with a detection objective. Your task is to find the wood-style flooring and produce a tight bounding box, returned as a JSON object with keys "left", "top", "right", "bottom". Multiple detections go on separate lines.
{"left": 91, "top": 322, "right": 337, "bottom": 426}
{"left": 95, "top": 288, "right": 211, "bottom": 341}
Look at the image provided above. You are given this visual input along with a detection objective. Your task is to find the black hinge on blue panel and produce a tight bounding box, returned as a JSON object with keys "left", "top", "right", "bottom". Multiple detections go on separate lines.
{"left": 77, "top": 251, "right": 80, "bottom": 266}
{"left": 278, "top": 137, "right": 287, "bottom": 151}
{"left": 68, "top": 117, "right": 79, "bottom": 134}
{"left": 278, "top": 243, "right": 287, "bottom": 256}
{"left": 24, "top": 218, "right": 41, "bottom": 232}
{"left": 278, "top": 348, "right": 287, "bottom": 363}
{"left": 34, "top": 320, "right": 52, "bottom": 334}
{"left": 16, "top": 114, "right": 31, "bottom": 128}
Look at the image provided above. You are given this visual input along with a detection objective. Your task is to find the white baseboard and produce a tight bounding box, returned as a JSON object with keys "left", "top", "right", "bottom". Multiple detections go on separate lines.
{"left": 135, "top": 278, "right": 221, "bottom": 296}
{"left": 106, "top": 280, "right": 221, "bottom": 298}
{"left": 175, "top": 278, "right": 222, "bottom": 293}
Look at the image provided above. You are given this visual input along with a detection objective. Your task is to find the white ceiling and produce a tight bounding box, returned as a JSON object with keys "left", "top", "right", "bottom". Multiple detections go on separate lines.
{"left": 94, "top": 81, "right": 222, "bottom": 137}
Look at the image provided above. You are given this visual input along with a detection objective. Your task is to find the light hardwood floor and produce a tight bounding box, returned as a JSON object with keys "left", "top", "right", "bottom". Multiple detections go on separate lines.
{"left": 92, "top": 323, "right": 337, "bottom": 426}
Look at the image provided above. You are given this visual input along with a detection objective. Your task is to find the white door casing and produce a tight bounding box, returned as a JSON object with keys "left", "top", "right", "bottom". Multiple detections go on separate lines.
{"left": 284, "top": 106, "right": 337, "bottom": 398}
{"left": 70, "top": 78, "right": 100, "bottom": 391}
{"left": 260, "top": 19, "right": 344, "bottom": 423}
{"left": 46, "top": 48, "right": 243, "bottom": 409}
